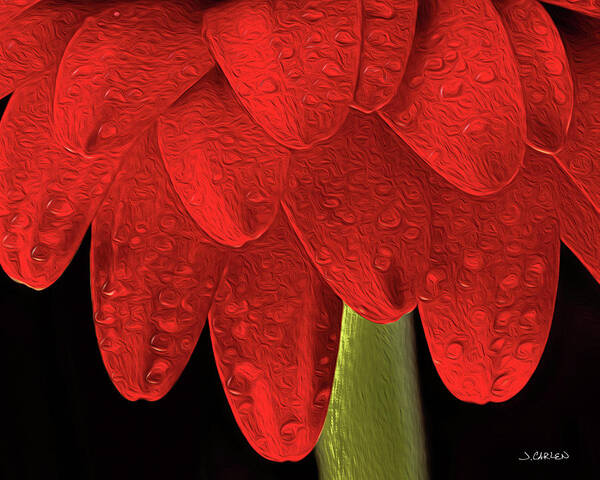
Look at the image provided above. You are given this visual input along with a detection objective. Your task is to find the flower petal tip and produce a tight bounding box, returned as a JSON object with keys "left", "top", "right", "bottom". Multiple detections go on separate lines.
{"left": 419, "top": 150, "right": 559, "bottom": 407}
{"left": 91, "top": 129, "right": 226, "bottom": 406}
{"left": 210, "top": 213, "right": 341, "bottom": 463}
{"left": 203, "top": 0, "right": 361, "bottom": 149}
{"left": 158, "top": 69, "right": 289, "bottom": 248}
{"left": 53, "top": 0, "right": 214, "bottom": 157}
{"left": 283, "top": 111, "right": 430, "bottom": 324}
{"left": 380, "top": 0, "right": 527, "bottom": 196}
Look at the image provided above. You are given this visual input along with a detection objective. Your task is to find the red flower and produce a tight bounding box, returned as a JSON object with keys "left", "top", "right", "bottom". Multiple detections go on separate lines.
{"left": 0, "top": 0, "right": 599, "bottom": 462}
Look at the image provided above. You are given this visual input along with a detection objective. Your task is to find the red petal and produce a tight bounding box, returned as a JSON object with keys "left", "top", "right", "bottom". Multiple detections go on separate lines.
{"left": 0, "top": 69, "right": 121, "bottom": 289}
{"left": 542, "top": 0, "right": 600, "bottom": 17}
{"left": 203, "top": 0, "right": 361, "bottom": 149}
{"left": 552, "top": 11, "right": 600, "bottom": 214}
{"left": 0, "top": 0, "right": 38, "bottom": 26}
{"left": 91, "top": 128, "right": 227, "bottom": 401}
{"left": 380, "top": 0, "right": 526, "bottom": 195}
{"left": 549, "top": 156, "right": 600, "bottom": 283}
{"left": 495, "top": 0, "right": 574, "bottom": 154}
{"left": 54, "top": 0, "right": 214, "bottom": 158}
{"left": 210, "top": 212, "right": 341, "bottom": 461}
{"left": 352, "top": 0, "right": 418, "bottom": 112}
{"left": 418, "top": 149, "right": 560, "bottom": 404}
{"left": 158, "top": 69, "right": 290, "bottom": 247}
{"left": 283, "top": 111, "right": 430, "bottom": 323}
{"left": 0, "top": 0, "right": 98, "bottom": 98}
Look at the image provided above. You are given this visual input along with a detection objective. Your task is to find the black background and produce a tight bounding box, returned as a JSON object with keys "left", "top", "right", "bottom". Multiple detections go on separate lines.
{"left": 0, "top": 237, "right": 598, "bottom": 480}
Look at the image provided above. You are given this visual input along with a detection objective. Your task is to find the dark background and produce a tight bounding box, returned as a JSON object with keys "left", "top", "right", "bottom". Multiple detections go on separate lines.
{"left": 0, "top": 237, "right": 598, "bottom": 480}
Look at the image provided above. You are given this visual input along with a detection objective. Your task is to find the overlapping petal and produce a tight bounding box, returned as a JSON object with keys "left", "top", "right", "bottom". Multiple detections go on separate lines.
{"left": 547, "top": 155, "right": 600, "bottom": 283}
{"left": 352, "top": 0, "right": 418, "bottom": 113}
{"left": 380, "top": 0, "right": 526, "bottom": 195}
{"left": 495, "top": 0, "right": 573, "bottom": 153}
{"left": 0, "top": 0, "right": 99, "bottom": 98}
{"left": 54, "top": 0, "right": 214, "bottom": 158}
{"left": 418, "top": 149, "right": 560, "bottom": 404}
{"left": 209, "top": 212, "right": 342, "bottom": 461}
{"left": 551, "top": 10, "right": 600, "bottom": 215}
{"left": 0, "top": 68, "right": 122, "bottom": 289}
{"left": 91, "top": 128, "right": 227, "bottom": 401}
{"left": 158, "top": 69, "right": 290, "bottom": 247}
{"left": 202, "top": 0, "right": 361, "bottom": 149}
{"left": 283, "top": 111, "right": 430, "bottom": 324}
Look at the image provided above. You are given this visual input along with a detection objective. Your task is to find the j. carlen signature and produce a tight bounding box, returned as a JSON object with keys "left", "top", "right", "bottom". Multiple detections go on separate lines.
{"left": 518, "top": 451, "right": 570, "bottom": 461}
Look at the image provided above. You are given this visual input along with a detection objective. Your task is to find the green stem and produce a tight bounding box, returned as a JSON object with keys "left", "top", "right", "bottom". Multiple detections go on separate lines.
{"left": 316, "top": 306, "right": 428, "bottom": 480}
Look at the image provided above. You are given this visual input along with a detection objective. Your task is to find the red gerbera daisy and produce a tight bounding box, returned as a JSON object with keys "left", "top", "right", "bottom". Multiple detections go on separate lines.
{"left": 0, "top": 0, "right": 599, "bottom": 466}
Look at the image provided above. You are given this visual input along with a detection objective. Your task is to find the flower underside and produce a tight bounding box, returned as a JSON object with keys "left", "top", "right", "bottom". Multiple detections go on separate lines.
{"left": 0, "top": 0, "right": 599, "bottom": 462}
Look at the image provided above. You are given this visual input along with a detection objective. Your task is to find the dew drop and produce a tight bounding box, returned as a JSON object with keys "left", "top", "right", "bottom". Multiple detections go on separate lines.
{"left": 302, "top": 8, "right": 324, "bottom": 21}
{"left": 150, "top": 334, "right": 172, "bottom": 354}
{"left": 544, "top": 57, "right": 564, "bottom": 75}
{"left": 98, "top": 122, "right": 117, "bottom": 139}
{"left": 440, "top": 78, "right": 463, "bottom": 98}
{"left": 315, "top": 247, "right": 332, "bottom": 265}
{"left": 475, "top": 68, "right": 496, "bottom": 84}
{"left": 491, "top": 373, "right": 513, "bottom": 397}
{"left": 377, "top": 206, "right": 401, "bottom": 229}
{"left": 446, "top": 341, "right": 463, "bottom": 359}
{"left": 2, "top": 233, "right": 17, "bottom": 250}
{"left": 46, "top": 198, "right": 74, "bottom": 218}
{"left": 322, "top": 62, "right": 344, "bottom": 78}
{"left": 259, "top": 77, "right": 278, "bottom": 93}
{"left": 334, "top": 30, "right": 358, "bottom": 45}
{"left": 30, "top": 244, "right": 50, "bottom": 263}
{"left": 146, "top": 360, "right": 170, "bottom": 385}
{"left": 277, "top": 45, "right": 294, "bottom": 60}
{"left": 280, "top": 419, "right": 303, "bottom": 442}
{"left": 365, "top": 2, "right": 394, "bottom": 19}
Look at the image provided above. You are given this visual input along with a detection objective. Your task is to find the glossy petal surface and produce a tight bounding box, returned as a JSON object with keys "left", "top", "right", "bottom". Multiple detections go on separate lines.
{"left": 380, "top": 0, "right": 526, "bottom": 195}
{"left": 283, "top": 112, "right": 430, "bottom": 324}
{"left": 418, "top": 150, "right": 560, "bottom": 404}
{"left": 0, "top": 0, "right": 38, "bottom": 26}
{"left": 203, "top": 0, "right": 361, "bottom": 149}
{"left": 0, "top": 0, "right": 98, "bottom": 98}
{"left": 210, "top": 213, "right": 342, "bottom": 461}
{"left": 542, "top": 0, "right": 600, "bottom": 17}
{"left": 91, "top": 129, "right": 226, "bottom": 401}
{"left": 158, "top": 69, "right": 290, "bottom": 247}
{"left": 54, "top": 0, "right": 214, "bottom": 157}
{"left": 495, "top": 0, "right": 573, "bottom": 153}
{"left": 0, "top": 69, "right": 121, "bottom": 289}
{"left": 352, "top": 0, "right": 418, "bottom": 112}
{"left": 553, "top": 11, "right": 600, "bottom": 214}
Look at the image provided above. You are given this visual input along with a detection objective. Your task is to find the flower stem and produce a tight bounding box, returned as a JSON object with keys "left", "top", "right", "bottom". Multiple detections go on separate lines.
{"left": 316, "top": 306, "right": 428, "bottom": 480}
